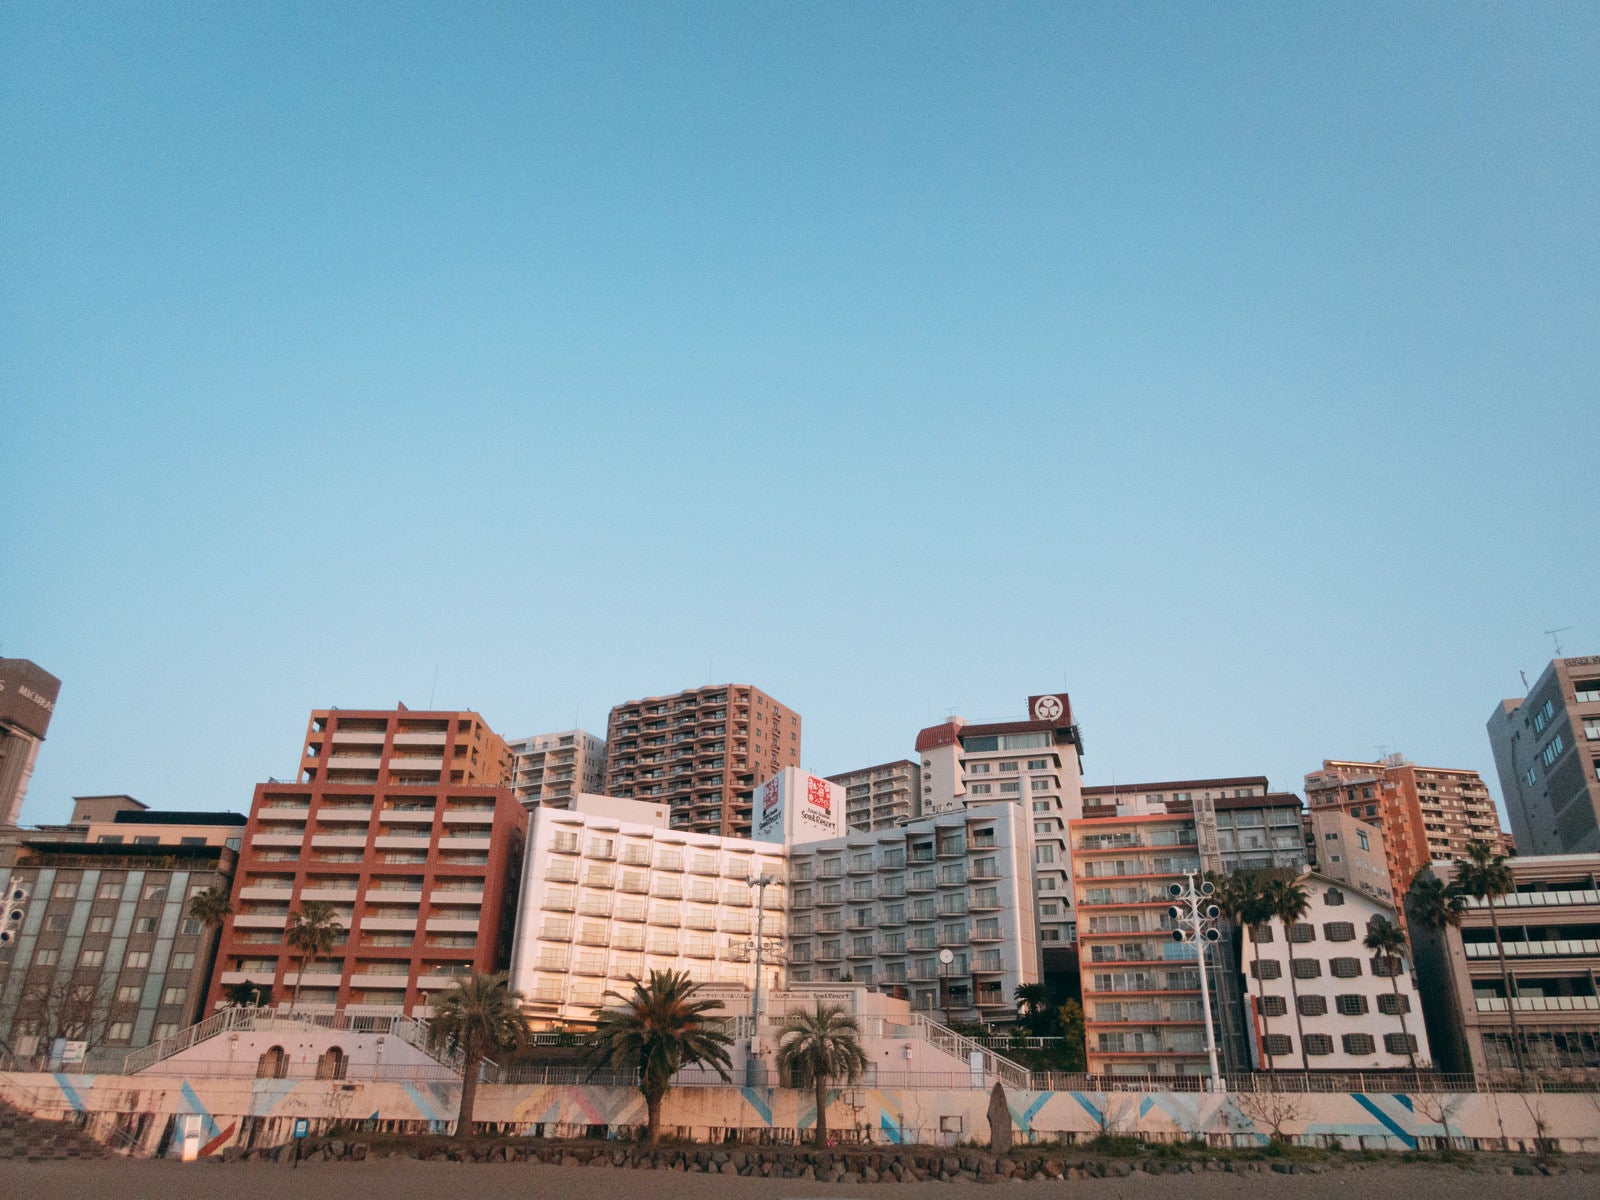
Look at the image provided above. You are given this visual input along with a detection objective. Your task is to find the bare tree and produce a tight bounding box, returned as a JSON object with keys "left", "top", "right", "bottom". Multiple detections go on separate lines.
{"left": 11, "top": 974, "right": 135, "bottom": 1058}
{"left": 1413, "top": 1092, "right": 1467, "bottom": 1159}
{"left": 1235, "top": 1088, "right": 1306, "bottom": 1146}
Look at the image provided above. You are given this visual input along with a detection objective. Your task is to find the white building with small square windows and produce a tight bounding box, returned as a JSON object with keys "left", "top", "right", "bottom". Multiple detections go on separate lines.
{"left": 1240, "top": 872, "right": 1430, "bottom": 1071}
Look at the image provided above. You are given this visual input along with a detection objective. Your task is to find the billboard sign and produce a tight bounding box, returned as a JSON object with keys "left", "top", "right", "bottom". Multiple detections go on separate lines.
{"left": 753, "top": 775, "right": 785, "bottom": 843}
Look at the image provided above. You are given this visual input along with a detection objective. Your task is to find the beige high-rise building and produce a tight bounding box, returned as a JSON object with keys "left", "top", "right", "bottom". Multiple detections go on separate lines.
{"left": 1307, "top": 808, "right": 1394, "bottom": 906}
{"left": 0, "top": 659, "right": 60, "bottom": 829}
{"left": 508, "top": 730, "right": 607, "bottom": 811}
{"left": 603, "top": 685, "right": 801, "bottom": 838}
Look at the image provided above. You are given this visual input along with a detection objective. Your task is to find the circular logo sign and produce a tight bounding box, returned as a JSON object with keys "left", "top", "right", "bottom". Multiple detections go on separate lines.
{"left": 1032, "top": 695, "right": 1064, "bottom": 722}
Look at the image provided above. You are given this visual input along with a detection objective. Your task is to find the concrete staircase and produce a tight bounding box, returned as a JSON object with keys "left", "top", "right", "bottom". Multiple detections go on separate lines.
{"left": 0, "top": 1095, "right": 109, "bottom": 1160}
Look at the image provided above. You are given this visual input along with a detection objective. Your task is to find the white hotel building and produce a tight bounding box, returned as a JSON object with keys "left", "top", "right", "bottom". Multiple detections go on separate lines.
{"left": 508, "top": 769, "right": 1042, "bottom": 1027}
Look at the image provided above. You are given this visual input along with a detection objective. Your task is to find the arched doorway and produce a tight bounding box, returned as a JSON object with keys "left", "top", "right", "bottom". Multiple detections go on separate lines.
{"left": 315, "top": 1045, "right": 348, "bottom": 1080}
{"left": 256, "top": 1045, "right": 288, "bottom": 1079}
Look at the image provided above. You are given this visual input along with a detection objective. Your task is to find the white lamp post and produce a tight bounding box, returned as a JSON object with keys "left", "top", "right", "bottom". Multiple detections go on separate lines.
{"left": 1167, "top": 872, "right": 1224, "bottom": 1093}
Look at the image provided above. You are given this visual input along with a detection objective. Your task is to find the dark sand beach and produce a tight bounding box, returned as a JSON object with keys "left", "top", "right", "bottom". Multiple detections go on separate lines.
{"left": 4, "top": 1159, "right": 1595, "bottom": 1200}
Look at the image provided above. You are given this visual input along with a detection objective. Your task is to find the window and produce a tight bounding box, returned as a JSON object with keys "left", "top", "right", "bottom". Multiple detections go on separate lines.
{"left": 88, "top": 916, "right": 113, "bottom": 934}
{"left": 1290, "top": 924, "right": 1315, "bottom": 943}
{"left": 1303, "top": 1034, "right": 1334, "bottom": 1056}
{"left": 105, "top": 1022, "right": 134, "bottom": 1043}
{"left": 1542, "top": 734, "right": 1566, "bottom": 766}
{"left": 1262, "top": 1034, "right": 1293, "bottom": 1057}
{"left": 1291, "top": 958, "right": 1321, "bottom": 979}
{"left": 1336, "top": 994, "right": 1369, "bottom": 1016}
{"left": 97, "top": 881, "right": 121, "bottom": 900}
{"left": 1252, "top": 924, "right": 1274, "bottom": 943}
{"left": 1035, "top": 846, "right": 1055, "bottom": 864}
{"left": 969, "top": 763, "right": 990, "bottom": 774}
{"left": 116, "top": 984, "right": 141, "bottom": 1003}
{"left": 170, "top": 951, "right": 195, "bottom": 970}
{"left": 1259, "top": 995, "right": 1287, "bottom": 1017}
{"left": 79, "top": 948, "right": 104, "bottom": 967}
{"left": 134, "top": 918, "right": 158, "bottom": 934}
{"left": 1251, "top": 959, "right": 1282, "bottom": 980}
{"left": 161, "top": 986, "right": 186, "bottom": 1005}
{"left": 1525, "top": 767, "right": 1538, "bottom": 787}
{"left": 1323, "top": 888, "right": 1345, "bottom": 906}
{"left": 1372, "top": 955, "right": 1402, "bottom": 977}
{"left": 1324, "top": 922, "right": 1356, "bottom": 942}
{"left": 1330, "top": 957, "right": 1362, "bottom": 978}
{"left": 969, "top": 784, "right": 992, "bottom": 795}
{"left": 53, "top": 880, "right": 77, "bottom": 898}
{"left": 142, "top": 884, "right": 167, "bottom": 901}
{"left": 1575, "top": 679, "right": 1600, "bottom": 704}
{"left": 125, "top": 951, "right": 151, "bottom": 969}
{"left": 181, "top": 919, "right": 202, "bottom": 935}
{"left": 1584, "top": 716, "right": 1600, "bottom": 741}
{"left": 999, "top": 781, "right": 1020, "bottom": 793}
{"left": 1342, "top": 1033, "right": 1376, "bottom": 1055}
{"left": 45, "top": 914, "right": 69, "bottom": 931}
{"left": 1377, "top": 992, "right": 1411, "bottom": 1016}
{"left": 999, "top": 762, "right": 1018, "bottom": 772}
{"left": 1297, "top": 994, "right": 1327, "bottom": 1016}
{"left": 1384, "top": 1033, "right": 1418, "bottom": 1055}
{"left": 1031, "top": 778, "right": 1051, "bottom": 791}
{"left": 35, "top": 948, "right": 59, "bottom": 966}
{"left": 1027, "top": 759, "right": 1050, "bottom": 770}
{"left": 1356, "top": 830, "right": 1370, "bottom": 851}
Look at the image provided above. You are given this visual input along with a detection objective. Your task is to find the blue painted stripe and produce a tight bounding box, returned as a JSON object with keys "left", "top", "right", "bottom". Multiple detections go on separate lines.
{"left": 1351, "top": 1093, "right": 1417, "bottom": 1149}
{"left": 1014, "top": 1091, "right": 1051, "bottom": 1130}
{"left": 1070, "top": 1093, "right": 1103, "bottom": 1124}
{"left": 52, "top": 1074, "right": 86, "bottom": 1113}
{"left": 740, "top": 1087, "right": 772, "bottom": 1126}
{"left": 180, "top": 1081, "right": 222, "bottom": 1141}
{"left": 880, "top": 1112, "right": 902, "bottom": 1145}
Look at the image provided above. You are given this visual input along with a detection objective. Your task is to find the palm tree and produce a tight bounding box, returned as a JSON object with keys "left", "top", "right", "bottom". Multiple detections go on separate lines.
{"left": 585, "top": 969, "right": 733, "bottom": 1146}
{"left": 1408, "top": 872, "right": 1468, "bottom": 934}
{"left": 1265, "top": 876, "right": 1311, "bottom": 1071}
{"left": 284, "top": 901, "right": 343, "bottom": 1009}
{"left": 1214, "top": 872, "right": 1281, "bottom": 1073}
{"left": 188, "top": 884, "right": 234, "bottom": 1013}
{"left": 426, "top": 972, "right": 531, "bottom": 1138}
{"left": 1363, "top": 916, "right": 1417, "bottom": 1071}
{"left": 1013, "top": 983, "right": 1050, "bottom": 1033}
{"left": 221, "top": 980, "right": 273, "bottom": 1007}
{"left": 1455, "top": 839, "right": 1527, "bottom": 1079}
{"left": 774, "top": 1001, "right": 869, "bottom": 1147}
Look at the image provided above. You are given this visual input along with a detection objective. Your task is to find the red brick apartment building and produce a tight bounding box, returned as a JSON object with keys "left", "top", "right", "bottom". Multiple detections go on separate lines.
{"left": 207, "top": 707, "right": 525, "bottom": 1015}
{"left": 602, "top": 684, "right": 801, "bottom": 837}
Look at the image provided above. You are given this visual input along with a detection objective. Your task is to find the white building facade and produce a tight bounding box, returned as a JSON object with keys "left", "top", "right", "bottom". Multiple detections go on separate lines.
{"left": 1240, "top": 873, "right": 1429, "bottom": 1071}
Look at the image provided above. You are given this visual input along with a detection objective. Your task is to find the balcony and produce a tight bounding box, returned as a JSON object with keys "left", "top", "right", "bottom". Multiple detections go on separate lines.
{"left": 374, "top": 834, "right": 431, "bottom": 850}
{"left": 233, "top": 913, "right": 288, "bottom": 929}
{"left": 300, "top": 886, "right": 359, "bottom": 902}
{"left": 1474, "top": 995, "right": 1600, "bottom": 1012}
{"left": 378, "top": 809, "right": 435, "bottom": 825}
{"left": 438, "top": 835, "right": 491, "bottom": 852}
{"left": 311, "top": 834, "right": 368, "bottom": 851}
{"left": 317, "top": 808, "right": 373, "bottom": 824}
{"left": 251, "top": 833, "right": 305, "bottom": 849}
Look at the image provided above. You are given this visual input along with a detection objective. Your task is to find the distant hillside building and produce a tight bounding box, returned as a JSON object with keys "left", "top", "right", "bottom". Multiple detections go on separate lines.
{"left": 508, "top": 729, "right": 606, "bottom": 810}
{"left": 602, "top": 684, "right": 801, "bottom": 838}
{"left": 826, "top": 759, "right": 921, "bottom": 831}
{"left": 1487, "top": 655, "right": 1600, "bottom": 855}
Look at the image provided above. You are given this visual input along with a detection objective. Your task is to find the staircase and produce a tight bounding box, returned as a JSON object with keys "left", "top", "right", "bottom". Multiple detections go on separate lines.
{"left": 123, "top": 1006, "right": 473, "bottom": 1076}
{"left": 0, "top": 1095, "right": 109, "bottom": 1160}
{"left": 902, "top": 1013, "right": 1033, "bottom": 1089}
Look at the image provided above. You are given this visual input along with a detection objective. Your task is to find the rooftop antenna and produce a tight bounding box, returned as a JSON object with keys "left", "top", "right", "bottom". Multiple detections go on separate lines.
{"left": 1519, "top": 670, "right": 1530, "bottom": 693}
{"left": 1545, "top": 627, "right": 1572, "bottom": 657}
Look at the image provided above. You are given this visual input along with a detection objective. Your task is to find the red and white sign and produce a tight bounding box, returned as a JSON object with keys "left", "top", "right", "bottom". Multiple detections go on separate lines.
{"left": 806, "top": 776, "right": 832, "bottom": 814}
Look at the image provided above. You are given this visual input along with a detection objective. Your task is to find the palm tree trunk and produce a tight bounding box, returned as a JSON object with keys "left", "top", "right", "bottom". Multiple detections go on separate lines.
{"left": 1484, "top": 898, "right": 1527, "bottom": 1078}
{"left": 814, "top": 1076, "right": 828, "bottom": 1147}
{"left": 1250, "top": 934, "right": 1275, "bottom": 1074}
{"left": 1388, "top": 967, "right": 1416, "bottom": 1072}
{"left": 291, "top": 951, "right": 306, "bottom": 1009}
{"left": 456, "top": 1044, "right": 481, "bottom": 1139}
{"left": 645, "top": 1088, "right": 663, "bottom": 1147}
{"left": 1283, "top": 923, "right": 1308, "bottom": 1071}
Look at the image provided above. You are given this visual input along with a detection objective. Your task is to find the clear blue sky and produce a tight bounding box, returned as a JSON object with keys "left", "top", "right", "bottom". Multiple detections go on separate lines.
{"left": 3, "top": 3, "right": 1596, "bottom": 827}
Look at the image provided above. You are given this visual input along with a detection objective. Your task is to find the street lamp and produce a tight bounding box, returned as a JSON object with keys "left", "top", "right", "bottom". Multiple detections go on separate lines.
{"left": 748, "top": 875, "right": 776, "bottom": 1083}
{"left": 1168, "top": 872, "right": 1224, "bottom": 1093}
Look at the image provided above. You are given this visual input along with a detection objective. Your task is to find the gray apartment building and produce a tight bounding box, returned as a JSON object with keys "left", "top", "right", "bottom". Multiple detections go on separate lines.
{"left": 1488, "top": 655, "right": 1600, "bottom": 855}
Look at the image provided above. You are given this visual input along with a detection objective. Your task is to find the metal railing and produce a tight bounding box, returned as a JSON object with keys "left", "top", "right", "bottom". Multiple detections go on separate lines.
{"left": 903, "top": 1013, "right": 1032, "bottom": 1089}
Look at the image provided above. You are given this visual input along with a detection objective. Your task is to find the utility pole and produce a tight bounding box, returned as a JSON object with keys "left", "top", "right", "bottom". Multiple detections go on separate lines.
{"left": 748, "top": 875, "right": 775, "bottom": 1084}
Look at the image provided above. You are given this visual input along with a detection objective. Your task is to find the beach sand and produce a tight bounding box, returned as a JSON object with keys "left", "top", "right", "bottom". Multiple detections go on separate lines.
{"left": 3, "top": 1159, "right": 1594, "bottom": 1200}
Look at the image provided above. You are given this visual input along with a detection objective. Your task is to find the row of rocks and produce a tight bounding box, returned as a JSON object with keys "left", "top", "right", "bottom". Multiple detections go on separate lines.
{"left": 220, "top": 1139, "right": 1589, "bottom": 1178}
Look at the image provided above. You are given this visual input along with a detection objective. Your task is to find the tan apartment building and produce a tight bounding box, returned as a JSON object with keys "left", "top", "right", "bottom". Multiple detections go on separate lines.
{"left": 1306, "top": 808, "right": 1394, "bottom": 906}
{"left": 1304, "top": 756, "right": 1509, "bottom": 904}
{"left": 1407, "top": 853, "right": 1600, "bottom": 1080}
{"left": 602, "top": 685, "right": 801, "bottom": 838}
{"left": 1488, "top": 654, "right": 1600, "bottom": 855}
{"left": 826, "top": 759, "right": 921, "bottom": 831}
